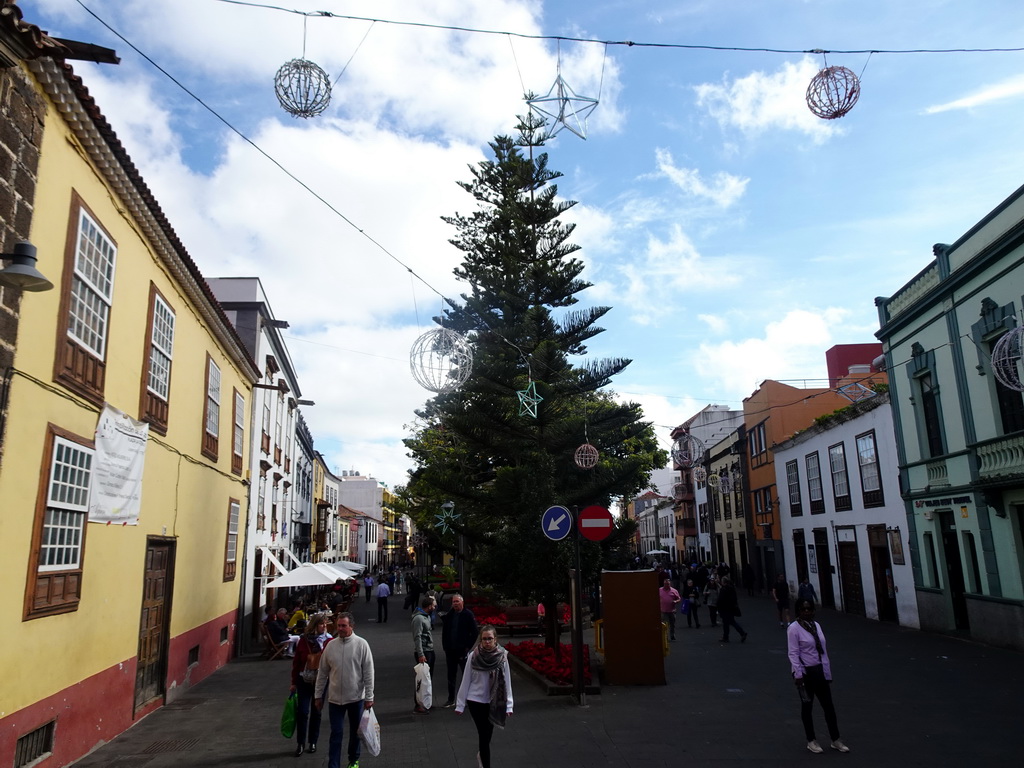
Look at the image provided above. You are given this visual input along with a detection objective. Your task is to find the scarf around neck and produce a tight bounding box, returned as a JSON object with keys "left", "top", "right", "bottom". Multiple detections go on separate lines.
{"left": 471, "top": 643, "right": 508, "bottom": 728}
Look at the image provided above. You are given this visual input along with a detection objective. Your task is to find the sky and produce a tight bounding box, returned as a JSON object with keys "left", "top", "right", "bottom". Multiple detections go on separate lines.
{"left": 31, "top": 0, "right": 1024, "bottom": 490}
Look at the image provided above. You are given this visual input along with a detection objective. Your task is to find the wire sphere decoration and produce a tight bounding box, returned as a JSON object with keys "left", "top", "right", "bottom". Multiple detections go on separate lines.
{"left": 706, "top": 473, "right": 720, "bottom": 489}
{"left": 719, "top": 475, "right": 733, "bottom": 493}
{"left": 574, "top": 442, "right": 600, "bottom": 469}
{"left": 692, "top": 466, "right": 707, "bottom": 483}
{"left": 274, "top": 58, "right": 332, "bottom": 118}
{"left": 991, "top": 326, "right": 1024, "bottom": 392}
{"left": 806, "top": 65, "right": 861, "bottom": 120}
{"left": 671, "top": 433, "right": 706, "bottom": 469}
{"left": 409, "top": 328, "right": 474, "bottom": 394}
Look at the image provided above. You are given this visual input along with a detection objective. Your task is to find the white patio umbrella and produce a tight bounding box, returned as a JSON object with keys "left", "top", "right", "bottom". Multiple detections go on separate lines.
{"left": 647, "top": 549, "right": 670, "bottom": 556}
{"left": 265, "top": 562, "right": 341, "bottom": 589}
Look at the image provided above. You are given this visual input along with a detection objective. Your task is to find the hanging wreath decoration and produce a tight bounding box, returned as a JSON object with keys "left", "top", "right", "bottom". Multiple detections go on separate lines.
{"left": 991, "top": 326, "right": 1024, "bottom": 392}
{"left": 409, "top": 328, "right": 474, "bottom": 394}
{"left": 806, "top": 64, "right": 861, "bottom": 120}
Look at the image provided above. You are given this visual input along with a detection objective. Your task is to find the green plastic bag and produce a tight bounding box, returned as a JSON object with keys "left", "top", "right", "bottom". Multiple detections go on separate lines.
{"left": 281, "top": 693, "right": 297, "bottom": 738}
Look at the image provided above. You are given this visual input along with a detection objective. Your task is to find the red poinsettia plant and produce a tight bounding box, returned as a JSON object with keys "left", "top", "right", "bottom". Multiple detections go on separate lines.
{"left": 505, "top": 640, "right": 591, "bottom": 686}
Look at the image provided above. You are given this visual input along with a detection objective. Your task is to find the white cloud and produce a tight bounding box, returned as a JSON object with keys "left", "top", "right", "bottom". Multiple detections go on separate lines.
{"left": 694, "top": 57, "right": 839, "bottom": 144}
{"left": 694, "top": 308, "right": 849, "bottom": 397}
{"left": 653, "top": 148, "right": 748, "bottom": 208}
{"left": 924, "top": 74, "right": 1024, "bottom": 114}
{"left": 698, "top": 313, "right": 729, "bottom": 334}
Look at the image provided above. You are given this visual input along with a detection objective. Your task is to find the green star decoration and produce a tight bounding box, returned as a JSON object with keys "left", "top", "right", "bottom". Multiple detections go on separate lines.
{"left": 517, "top": 380, "right": 543, "bottom": 418}
{"left": 435, "top": 508, "right": 461, "bottom": 535}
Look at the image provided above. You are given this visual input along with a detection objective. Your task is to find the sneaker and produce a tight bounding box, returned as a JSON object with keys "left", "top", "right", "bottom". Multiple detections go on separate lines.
{"left": 347, "top": 762, "right": 360, "bottom": 768}
{"left": 413, "top": 705, "right": 430, "bottom": 714}
{"left": 443, "top": 699, "right": 456, "bottom": 708}
{"left": 308, "top": 744, "right": 316, "bottom": 754}
{"left": 807, "top": 740, "right": 824, "bottom": 754}
{"left": 831, "top": 739, "right": 850, "bottom": 753}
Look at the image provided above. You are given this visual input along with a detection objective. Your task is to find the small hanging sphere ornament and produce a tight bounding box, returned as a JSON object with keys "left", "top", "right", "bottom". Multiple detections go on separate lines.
{"left": 274, "top": 58, "right": 332, "bottom": 118}
{"left": 692, "top": 467, "right": 707, "bottom": 483}
{"left": 410, "top": 328, "right": 473, "bottom": 394}
{"left": 991, "top": 326, "right": 1024, "bottom": 392}
{"left": 806, "top": 65, "right": 861, "bottom": 120}
{"left": 574, "top": 443, "right": 599, "bottom": 469}
{"left": 706, "top": 473, "right": 720, "bottom": 489}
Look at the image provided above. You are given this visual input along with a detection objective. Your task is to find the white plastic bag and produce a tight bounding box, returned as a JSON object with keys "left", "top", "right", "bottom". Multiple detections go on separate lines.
{"left": 414, "top": 661, "right": 433, "bottom": 709}
{"left": 358, "top": 707, "right": 381, "bottom": 757}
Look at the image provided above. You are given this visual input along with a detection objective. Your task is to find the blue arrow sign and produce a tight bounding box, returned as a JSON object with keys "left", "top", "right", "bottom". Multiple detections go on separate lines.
{"left": 542, "top": 505, "right": 573, "bottom": 541}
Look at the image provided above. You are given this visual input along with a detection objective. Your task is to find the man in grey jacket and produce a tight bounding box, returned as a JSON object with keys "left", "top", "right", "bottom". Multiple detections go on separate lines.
{"left": 411, "top": 596, "right": 436, "bottom": 714}
{"left": 314, "top": 613, "right": 374, "bottom": 768}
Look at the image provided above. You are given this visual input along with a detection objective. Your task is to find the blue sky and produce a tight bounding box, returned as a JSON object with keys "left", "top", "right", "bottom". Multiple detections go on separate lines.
{"left": 33, "top": 0, "right": 1024, "bottom": 488}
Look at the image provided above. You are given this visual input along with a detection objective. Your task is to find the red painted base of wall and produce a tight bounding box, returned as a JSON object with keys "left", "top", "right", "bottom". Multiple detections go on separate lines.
{"left": 0, "top": 610, "right": 236, "bottom": 768}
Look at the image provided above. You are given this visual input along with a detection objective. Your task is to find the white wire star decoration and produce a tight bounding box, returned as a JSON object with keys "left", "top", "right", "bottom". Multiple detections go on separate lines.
{"left": 527, "top": 74, "right": 599, "bottom": 140}
{"left": 434, "top": 508, "right": 461, "bottom": 535}
{"left": 517, "top": 380, "right": 543, "bottom": 418}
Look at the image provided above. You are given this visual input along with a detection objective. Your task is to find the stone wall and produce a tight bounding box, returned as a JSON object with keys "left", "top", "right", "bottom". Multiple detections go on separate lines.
{"left": 0, "top": 59, "right": 45, "bottom": 463}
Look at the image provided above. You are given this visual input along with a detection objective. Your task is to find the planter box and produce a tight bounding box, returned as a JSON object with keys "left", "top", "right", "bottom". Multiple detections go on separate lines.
{"left": 506, "top": 651, "right": 601, "bottom": 696}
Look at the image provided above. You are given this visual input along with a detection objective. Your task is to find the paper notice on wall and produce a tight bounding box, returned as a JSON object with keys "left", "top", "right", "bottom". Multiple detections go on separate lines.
{"left": 88, "top": 404, "right": 149, "bottom": 524}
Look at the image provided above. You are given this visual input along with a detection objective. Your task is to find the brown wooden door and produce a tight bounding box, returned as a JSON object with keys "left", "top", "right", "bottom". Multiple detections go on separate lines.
{"left": 135, "top": 540, "right": 174, "bottom": 711}
{"left": 837, "top": 541, "right": 865, "bottom": 616}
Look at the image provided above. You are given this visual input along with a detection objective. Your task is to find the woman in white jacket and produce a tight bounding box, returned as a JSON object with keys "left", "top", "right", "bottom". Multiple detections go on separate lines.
{"left": 455, "top": 625, "right": 514, "bottom": 768}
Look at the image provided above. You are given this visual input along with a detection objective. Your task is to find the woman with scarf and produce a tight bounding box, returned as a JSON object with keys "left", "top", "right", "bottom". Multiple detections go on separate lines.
{"left": 289, "top": 613, "right": 332, "bottom": 756}
{"left": 787, "top": 598, "right": 850, "bottom": 754}
{"left": 455, "top": 625, "right": 514, "bottom": 768}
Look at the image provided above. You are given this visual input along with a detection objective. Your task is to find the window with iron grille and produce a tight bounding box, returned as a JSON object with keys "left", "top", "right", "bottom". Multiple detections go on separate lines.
{"left": 14, "top": 720, "right": 55, "bottom": 768}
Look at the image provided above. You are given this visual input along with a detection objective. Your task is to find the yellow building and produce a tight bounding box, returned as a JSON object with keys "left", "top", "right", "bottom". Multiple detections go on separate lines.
{"left": 0, "top": 15, "right": 259, "bottom": 768}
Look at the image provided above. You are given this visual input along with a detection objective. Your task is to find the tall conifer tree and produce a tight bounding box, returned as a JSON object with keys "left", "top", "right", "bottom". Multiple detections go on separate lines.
{"left": 403, "top": 111, "right": 665, "bottom": 615}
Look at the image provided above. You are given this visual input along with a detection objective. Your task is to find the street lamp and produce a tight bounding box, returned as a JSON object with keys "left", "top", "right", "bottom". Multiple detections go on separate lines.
{"left": 0, "top": 241, "right": 53, "bottom": 292}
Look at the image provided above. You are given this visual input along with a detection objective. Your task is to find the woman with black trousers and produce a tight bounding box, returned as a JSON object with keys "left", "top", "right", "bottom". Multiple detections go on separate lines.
{"left": 787, "top": 598, "right": 850, "bottom": 754}
{"left": 455, "top": 625, "right": 514, "bottom": 768}
{"left": 290, "top": 614, "right": 332, "bottom": 756}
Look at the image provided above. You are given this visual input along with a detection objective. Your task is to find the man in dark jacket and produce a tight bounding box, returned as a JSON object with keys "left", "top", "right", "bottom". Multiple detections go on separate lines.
{"left": 717, "top": 577, "right": 748, "bottom": 644}
{"left": 440, "top": 594, "right": 478, "bottom": 707}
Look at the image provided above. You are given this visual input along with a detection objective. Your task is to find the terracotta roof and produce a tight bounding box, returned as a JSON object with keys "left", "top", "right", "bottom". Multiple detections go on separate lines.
{"left": 0, "top": 1, "right": 70, "bottom": 59}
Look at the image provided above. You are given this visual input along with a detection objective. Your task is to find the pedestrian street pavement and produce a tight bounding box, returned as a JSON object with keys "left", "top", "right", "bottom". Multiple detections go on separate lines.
{"left": 71, "top": 588, "right": 1022, "bottom": 767}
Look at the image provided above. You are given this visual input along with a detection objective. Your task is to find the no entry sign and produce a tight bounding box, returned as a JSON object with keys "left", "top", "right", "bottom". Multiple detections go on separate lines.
{"left": 577, "top": 505, "right": 613, "bottom": 541}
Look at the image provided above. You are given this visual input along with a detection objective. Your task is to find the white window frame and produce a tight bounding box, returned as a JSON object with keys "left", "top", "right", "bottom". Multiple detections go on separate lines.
{"left": 233, "top": 391, "right": 245, "bottom": 459}
{"left": 205, "top": 359, "right": 221, "bottom": 438}
{"left": 829, "top": 443, "right": 850, "bottom": 498}
{"left": 68, "top": 209, "right": 117, "bottom": 359}
{"left": 146, "top": 293, "right": 175, "bottom": 399}
{"left": 226, "top": 500, "right": 240, "bottom": 564}
{"left": 857, "top": 432, "right": 881, "bottom": 492}
{"left": 40, "top": 437, "right": 93, "bottom": 572}
{"left": 806, "top": 453, "right": 823, "bottom": 502}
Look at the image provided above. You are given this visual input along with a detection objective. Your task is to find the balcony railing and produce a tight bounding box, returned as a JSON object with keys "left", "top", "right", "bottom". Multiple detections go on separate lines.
{"left": 976, "top": 433, "right": 1024, "bottom": 480}
{"left": 926, "top": 459, "right": 949, "bottom": 488}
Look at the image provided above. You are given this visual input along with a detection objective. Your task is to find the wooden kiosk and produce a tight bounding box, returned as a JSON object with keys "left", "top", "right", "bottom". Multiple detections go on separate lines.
{"left": 600, "top": 569, "right": 666, "bottom": 685}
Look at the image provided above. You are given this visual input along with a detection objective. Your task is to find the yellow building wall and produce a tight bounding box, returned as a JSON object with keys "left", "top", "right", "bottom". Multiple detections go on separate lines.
{"left": 0, "top": 77, "right": 253, "bottom": 718}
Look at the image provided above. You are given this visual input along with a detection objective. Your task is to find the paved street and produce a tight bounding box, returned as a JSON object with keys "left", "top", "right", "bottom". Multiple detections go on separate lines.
{"left": 71, "top": 590, "right": 1021, "bottom": 767}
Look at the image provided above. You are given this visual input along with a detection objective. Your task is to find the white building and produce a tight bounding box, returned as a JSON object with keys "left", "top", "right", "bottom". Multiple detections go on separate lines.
{"left": 773, "top": 392, "right": 919, "bottom": 627}
{"left": 207, "top": 277, "right": 309, "bottom": 646}
{"left": 338, "top": 471, "right": 385, "bottom": 569}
